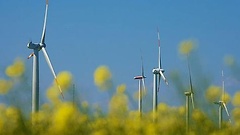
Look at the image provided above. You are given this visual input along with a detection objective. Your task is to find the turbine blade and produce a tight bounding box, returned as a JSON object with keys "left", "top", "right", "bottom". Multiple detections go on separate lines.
{"left": 157, "top": 27, "right": 162, "bottom": 69}
{"left": 157, "top": 74, "right": 161, "bottom": 92}
{"left": 222, "top": 102, "right": 231, "bottom": 123}
{"left": 142, "top": 78, "right": 146, "bottom": 97}
{"left": 187, "top": 55, "right": 194, "bottom": 94}
{"left": 159, "top": 71, "right": 169, "bottom": 85}
{"left": 27, "top": 52, "right": 34, "bottom": 59}
{"left": 141, "top": 55, "right": 144, "bottom": 77}
{"left": 222, "top": 102, "right": 230, "bottom": 117}
{"left": 40, "top": 0, "right": 49, "bottom": 44}
{"left": 41, "top": 47, "right": 64, "bottom": 98}
{"left": 222, "top": 70, "right": 225, "bottom": 102}
{"left": 190, "top": 93, "right": 195, "bottom": 109}
{"left": 141, "top": 55, "right": 146, "bottom": 95}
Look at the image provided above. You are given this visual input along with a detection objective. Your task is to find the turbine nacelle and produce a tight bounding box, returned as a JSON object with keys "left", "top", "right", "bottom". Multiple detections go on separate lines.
{"left": 184, "top": 91, "right": 191, "bottom": 96}
{"left": 27, "top": 42, "right": 46, "bottom": 50}
{"left": 134, "top": 75, "right": 146, "bottom": 80}
{"left": 214, "top": 101, "right": 224, "bottom": 105}
{"left": 27, "top": 41, "right": 39, "bottom": 49}
{"left": 152, "top": 68, "right": 165, "bottom": 74}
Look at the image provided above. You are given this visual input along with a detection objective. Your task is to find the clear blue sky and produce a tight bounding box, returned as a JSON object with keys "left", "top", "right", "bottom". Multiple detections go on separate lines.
{"left": 0, "top": 0, "right": 240, "bottom": 111}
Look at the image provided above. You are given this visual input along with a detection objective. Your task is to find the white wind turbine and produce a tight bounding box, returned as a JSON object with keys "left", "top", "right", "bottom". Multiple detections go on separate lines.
{"left": 134, "top": 56, "right": 146, "bottom": 116}
{"left": 214, "top": 70, "right": 231, "bottom": 129}
{"left": 152, "top": 27, "right": 168, "bottom": 116}
{"left": 184, "top": 55, "right": 195, "bottom": 133}
{"left": 27, "top": 0, "right": 63, "bottom": 113}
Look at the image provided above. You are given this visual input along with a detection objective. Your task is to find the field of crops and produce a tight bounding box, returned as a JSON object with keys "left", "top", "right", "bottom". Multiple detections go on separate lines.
{"left": 0, "top": 42, "right": 240, "bottom": 135}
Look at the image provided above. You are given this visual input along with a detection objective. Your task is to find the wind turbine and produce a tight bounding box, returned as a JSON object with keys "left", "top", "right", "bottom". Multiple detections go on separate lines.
{"left": 27, "top": 0, "right": 63, "bottom": 113}
{"left": 214, "top": 70, "right": 231, "bottom": 129}
{"left": 152, "top": 27, "right": 168, "bottom": 116}
{"left": 184, "top": 55, "right": 195, "bottom": 133}
{"left": 134, "top": 55, "right": 146, "bottom": 116}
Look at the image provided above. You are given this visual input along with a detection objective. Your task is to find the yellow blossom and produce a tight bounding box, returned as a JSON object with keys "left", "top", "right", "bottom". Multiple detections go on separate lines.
{"left": 109, "top": 84, "right": 128, "bottom": 117}
{"left": 5, "top": 106, "right": 21, "bottom": 125}
{"left": 232, "top": 91, "right": 240, "bottom": 107}
{"left": 179, "top": 40, "right": 196, "bottom": 55}
{"left": 56, "top": 71, "right": 72, "bottom": 90}
{"left": 192, "top": 109, "right": 206, "bottom": 122}
{"left": 0, "top": 79, "right": 13, "bottom": 94}
{"left": 94, "top": 65, "right": 112, "bottom": 91}
{"left": 178, "top": 106, "right": 185, "bottom": 116}
{"left": 205, "top": 85, "right": 221, "bottom": 102}
{"left": 51, "top": 103, "right": 77, "bottom": 133}
{"left": 116, "top": 84, "right": 126, "bottom": 94}
{"left": 232, "top": 108, "right": 240, "bottom": 127}
{"left": 223, "top": 92, "right": 231, "bottom": 103}
{"left": 46, "top": 86, "right": 61, "bottom": 104}
{"left": 46, "top": 71, "right": 72, "bottom": 104}
{"left": 5, "top": 58, "right": 25, "bottom": 78}
{"left": 157, "top": 103, "right": 168, "bottom": 113}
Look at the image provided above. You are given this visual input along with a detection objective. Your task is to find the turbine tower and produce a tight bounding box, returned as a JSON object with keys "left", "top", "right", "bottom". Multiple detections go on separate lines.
{"left": 214, "top": 70, "right": 231, "bottom": 129}
{"left": 152, "top": 27, "right": 168, "bottom": 117}
{"left": 27, "top": 0, "right": 63, "bottom": 113}
{"left": 184, "top": 55, "right": 195, "bottom": 133}
{"left": 134, "top": 56, "right": 146, "bottom": 116}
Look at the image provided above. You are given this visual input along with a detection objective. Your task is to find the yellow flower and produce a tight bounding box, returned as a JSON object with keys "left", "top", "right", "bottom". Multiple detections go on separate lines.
{"left": 192, "top": 109, "right": 206, "bottom": 122}
{"left": 5, "top": 106, "right": 21, "bottom": 125}
{"left": 94, "top": 66, "right": 112, "bottom": 91}
{"left": 178, "top": 106, "right": 185, "bottom": 116}
{"left": 116, "top": 84, "right": 126, "bottom": 94}
{"left": 56, "top": 71, "right": 72, "bottom": 90}
{"left": 0, "top": 79, "right": 13, "bottom": 94}
{"left": 46, "top": 71, "right": 72, "bottom": 103}
{"left": 5, "top": 58, "right": 25, "bottom": 78}
{"left": 232, "top": 108, "right": 240, "bottom": 126}
{"left": 46, "top": 86, "right": 61, "bottom": 104}
{"left": 179, "top": 40, "right": 196, "bottom": 55}
{"left": 109, "top": 84, "right": 128, "bottom": 117}
{"left": 232, "top": 91, "right": 240, "bottom": 107}
{"left": 157, "top": 103, "right": 168, "bottom": 113}
{"left": 205, "top": 85, "right": 221, "bottom": 102}
{"left": 223, "top": 92, "right": 231, "bottom": 103}
{"left": 51, "top": 103, "right": 77, "bottom": 133}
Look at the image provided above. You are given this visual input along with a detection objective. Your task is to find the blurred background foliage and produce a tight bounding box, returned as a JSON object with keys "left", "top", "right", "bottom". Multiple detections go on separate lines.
{"left": 0, "top": 40, "right": 240, "bottom": 134}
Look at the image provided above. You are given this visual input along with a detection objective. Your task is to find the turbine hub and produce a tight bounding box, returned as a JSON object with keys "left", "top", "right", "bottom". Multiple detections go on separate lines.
{"left": 40, "top": 43, "right": 46, "bottom": 48}
{"left": 27, "top": 42, "right": 40, "bottom": 50}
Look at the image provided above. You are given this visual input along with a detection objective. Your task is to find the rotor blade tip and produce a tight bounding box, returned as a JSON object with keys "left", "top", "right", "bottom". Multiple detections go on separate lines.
{"left": 165, "top": 81, "right": 169, "bottom": 86}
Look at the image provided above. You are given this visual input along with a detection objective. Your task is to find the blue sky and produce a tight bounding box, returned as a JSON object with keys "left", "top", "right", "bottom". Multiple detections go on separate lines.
{"left": 0, "top": 0, "right": 240, "bottom": 111}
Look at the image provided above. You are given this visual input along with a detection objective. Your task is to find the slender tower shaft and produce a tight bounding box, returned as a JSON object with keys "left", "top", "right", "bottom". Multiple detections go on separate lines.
{"left": 153, "top": 71, "right": 158, "bottom": 118}
{"left": 138, "top": 80, "right": 142, "bottom": 116}
{"left": 219, "top": 104, "right": 223, "bottom": 129}
{"left": 32, "top": 49, "right": 39, "bottom": 113}
{"left": 185, "top": 94, "right": 190, "bottom": 133}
